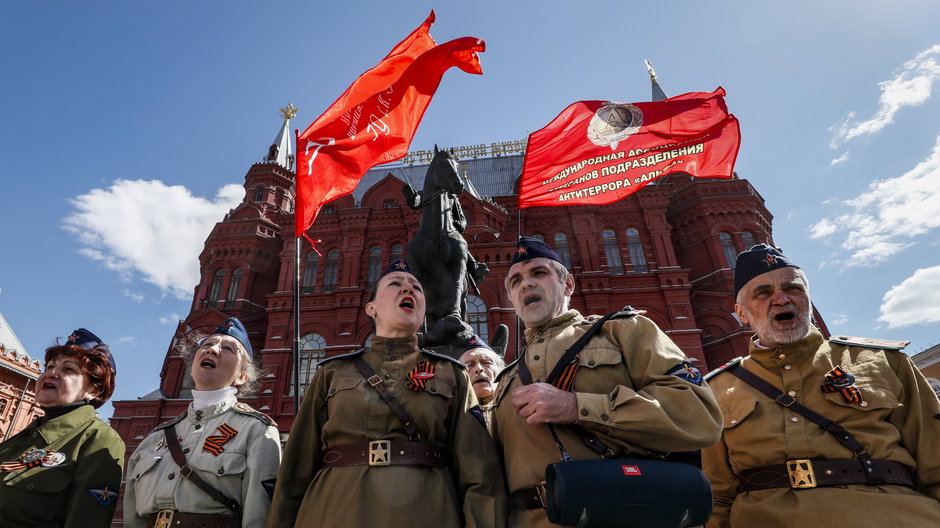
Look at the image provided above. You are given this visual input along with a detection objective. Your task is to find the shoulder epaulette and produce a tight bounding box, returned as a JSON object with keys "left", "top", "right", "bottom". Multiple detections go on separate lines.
{"left": 233, "top": 402, "right": 277, "bottom": 427}
{"left": 152, "top": 412, "right": 187, "bottom": 432}
{"left": 421, "top": 348, "right": 465, "bottom": 367}
{"left": 494, "top": 355, "right": 522, "bottom": 383}
{"left": 583, "top": 306, "right": 646, "bottom": 324}
{"left": 318, "top": 348, "right": 366, "bottom": 366}
{"left": 829, "top": 335, "right": 910, "bottom": 351}
{"left": 704, "top": 357, "right": 744, "bottom": 381}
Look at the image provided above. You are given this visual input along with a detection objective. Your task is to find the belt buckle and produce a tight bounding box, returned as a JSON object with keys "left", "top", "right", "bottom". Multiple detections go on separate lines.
{"left": 369, "top": 440, "right": 391, "bottom": 466}
{"left": 534, "top": 481, "right": 548, "bottom": 509}
{"left": 787, "top": 459, "right": 816, "bottom": 489}
{"left": 153, "top": 510, "right": 174, "bottom": 528}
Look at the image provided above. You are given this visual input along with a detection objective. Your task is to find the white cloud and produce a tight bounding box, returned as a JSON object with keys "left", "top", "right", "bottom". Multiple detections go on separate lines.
{"left": 830, "top": 44, "right": 940, "bottom": 148}
{"left": 123, "top": 289, "right": 144, "bottom": 302}
{"left": 828, "top": 313, "right": 849, "bottom": 326}
{"left": 64, "top": 180, "right": 243, "bottom": 299}
{"left": 115, "top": 336, "right": 136, "bottom": 344}
{"left": 879, "top": 265, "right": 940, "bottom": 327}
{"left": 830, "top": 151, "right": 850, "bottom": 166}
{"left": 159, "top": 313, "right": 182, "bottom": 325}
{"left": 808, "top": 134, "right": 940, "bottom": 266}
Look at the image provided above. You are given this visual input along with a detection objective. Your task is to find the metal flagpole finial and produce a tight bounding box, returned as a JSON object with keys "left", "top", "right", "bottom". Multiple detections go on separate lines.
{"left": 644, "top": 60, "right": 658, "bottom": 83}
{"left": 280, "top": 103, "right": 298, "bottom": 121}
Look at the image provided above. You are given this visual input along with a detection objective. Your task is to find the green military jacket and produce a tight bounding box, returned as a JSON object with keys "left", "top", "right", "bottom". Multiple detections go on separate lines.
{"left": 123, "top": 396, "right": 281, "bottom": 528}
{"left": 267, "top": 335, "right": 507, "bottom": 528}
{"left": 702, "top": 328, "right": 940, "bottom": 527}
{"left": 490, "top": 310, "right": 722, "bottom": 528}
{"left": 0, "top": 403, "right": 125, "bottom": 528}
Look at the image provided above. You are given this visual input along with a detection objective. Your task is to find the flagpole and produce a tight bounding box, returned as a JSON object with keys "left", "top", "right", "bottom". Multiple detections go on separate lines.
{"left": 515, "top": 208, "right": 522, "bottom": 359}
{"left": 293, "top": 235, "right": 301, "bottom": 412}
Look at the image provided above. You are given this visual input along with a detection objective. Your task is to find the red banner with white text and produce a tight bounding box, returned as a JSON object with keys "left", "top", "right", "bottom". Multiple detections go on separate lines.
{"left": 295, "top": 12, "right": 484, "bottom": 238}
{"left": 518, "top": 88, "right": 740, "bottom": 208}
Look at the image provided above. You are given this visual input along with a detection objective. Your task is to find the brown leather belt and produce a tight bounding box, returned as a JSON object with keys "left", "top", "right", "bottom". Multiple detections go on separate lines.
{"left": 513, "top": 482, "right": 548, "bottom": 510}
{"left": 146, "top": 510, "right": 236, "bottom": 528}
{"left": 739, "top": 458, "right": 914, "bottom": 491}
{"left": 322, "top": 441, "right": 450, "bottom": 468}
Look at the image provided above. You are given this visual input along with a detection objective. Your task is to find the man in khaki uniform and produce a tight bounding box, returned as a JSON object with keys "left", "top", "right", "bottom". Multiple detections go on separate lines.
{"left": 702, "top": 244, "right": 940, "bottom": 527}
{"left": 490, "top": 236, "right": 722, "bottom": 528}
{"left": 459, "top": 334, "right": 505, "bottom": 427}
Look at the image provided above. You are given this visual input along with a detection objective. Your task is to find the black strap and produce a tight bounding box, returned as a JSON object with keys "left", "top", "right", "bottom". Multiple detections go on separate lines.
{"left": 164, "top": 425, "right": 242, "bottom": 514}
{"left": 352, "top": 356, "right": 421, "bottom": 441}
{"left": 726, "top": 362, "right": 886, "bottom": 484}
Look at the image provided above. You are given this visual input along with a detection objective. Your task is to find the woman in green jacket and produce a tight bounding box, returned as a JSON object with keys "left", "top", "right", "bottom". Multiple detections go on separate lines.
{"left": 0, "top": 328, "right": 125, "bottom": 528}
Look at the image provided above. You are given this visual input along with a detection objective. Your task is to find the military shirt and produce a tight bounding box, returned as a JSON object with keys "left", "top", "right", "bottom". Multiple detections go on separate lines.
{"left": 490, "top": 310, "right": 722, "bottom": 528}
{"left": 267, "top": 335, "right": 507, "bottom": 528}
{"left": 0, "top": 403, "right": 125, "bottom": 528}
{"left": 123, "top": 396, "right": 281, "bottom": 528}
{"left": 701, "top": 328, "right": 940, "bottom": 527}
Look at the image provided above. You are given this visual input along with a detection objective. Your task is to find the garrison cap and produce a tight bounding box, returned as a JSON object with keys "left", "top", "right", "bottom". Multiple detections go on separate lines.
{"left": 66, "top": 328, "right": 117, "bottom": 373}
{"left": 212, "top": 317, "right": 252, "bottom": 355}
{"left": 463, "top": 334, "right": 495, "bottom": 354}
{"left": 734, "top": 244, "right": 800, "bottom": 296}
{"left": 510, "top": 236, "right": 563, "bottom": 267}
{"left": 379, "top": 259, "right": 415, "bottom": 281}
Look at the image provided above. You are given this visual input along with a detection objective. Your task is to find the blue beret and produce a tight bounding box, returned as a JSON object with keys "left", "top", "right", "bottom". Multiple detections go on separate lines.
{"left": 212, "top": 317, "right": 252, "bottom": 355}
{"left": 463, "top": 334, "right": 494, "bottom": 354}
{"left": 510, "top": 236, "right": 563, "bottom": 267}
{"left": 734, "top": 244, "right": 800, "bottom": 296}
{"left": 379, "top": 259, "right": 414, "bottom": 281}
{"left": 66, "top": 328, "right": 116, "bottom": 373}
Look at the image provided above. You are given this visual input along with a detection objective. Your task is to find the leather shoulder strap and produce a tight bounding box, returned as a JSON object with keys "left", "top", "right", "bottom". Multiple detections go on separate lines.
{"left": 164, "top": 425, "right": 242, "bottom": 514}
{"left": 351, "top": 357, "right": 421, "bottom": 441}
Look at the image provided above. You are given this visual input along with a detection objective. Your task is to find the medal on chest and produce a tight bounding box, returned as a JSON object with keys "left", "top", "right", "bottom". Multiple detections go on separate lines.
{"left": 821, "top": 366, "right": 866, "bottom": 406}
{"left": 406, "top": 360, "right": 436, "bottom": 391}
{"left": 203, "top": 423, "right": 238, "bottom": 455}
{"left": 0, "top": 448, "right": 68, "bottom": 472}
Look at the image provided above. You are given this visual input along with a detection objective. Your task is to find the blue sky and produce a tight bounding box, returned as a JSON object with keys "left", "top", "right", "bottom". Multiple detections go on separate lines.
{"left": 2, "top": 1, "right": 939, "bottom": 419}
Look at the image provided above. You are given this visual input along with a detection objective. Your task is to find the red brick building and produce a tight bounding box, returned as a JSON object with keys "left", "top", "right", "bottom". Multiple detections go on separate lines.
{"left": 0, "top": 312, "right": 43, "bottom": 442}
{"left": 109, "top": 110, "right": 818, "bottom": 521}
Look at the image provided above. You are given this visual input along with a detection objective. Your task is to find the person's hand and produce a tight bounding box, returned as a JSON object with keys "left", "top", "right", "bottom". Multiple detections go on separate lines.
{"left": 511, "top": 383, "right": 578, "bottom": 425}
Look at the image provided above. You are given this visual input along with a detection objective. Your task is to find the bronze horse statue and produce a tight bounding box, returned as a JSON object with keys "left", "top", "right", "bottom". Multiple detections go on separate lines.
{"left": 402, "top": 146, "right": 489, "bottom": 348}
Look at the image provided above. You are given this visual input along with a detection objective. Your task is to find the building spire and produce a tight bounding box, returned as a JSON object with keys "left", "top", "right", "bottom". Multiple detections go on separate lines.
{"left": 266, "top": 103, "right": 297, "bottom": 170}
{"left": 645, "top": 60, "right": 668, "bottom": 102}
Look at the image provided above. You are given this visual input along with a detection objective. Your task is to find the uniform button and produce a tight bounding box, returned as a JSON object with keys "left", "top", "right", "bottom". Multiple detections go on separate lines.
{"left": 538, "top": 338, "right": 544, "bottom": 343}
{"left": 580, "top": 409, "right": 589, "bottom": 417}
{"left": 183, "top": 448, "right": 190, "bottom": 454}
{"left": 588, "top": 360, "right": 596, "bottom": 367}
{"left": 168, "top": 473, "right": 175, "bottom": 480}
{"left": 218, "top": 467, "right": 225, "bottom": 474}
{"left": 777, "top": 353, "right": 786, "bottom": 360}
{"left": 194, "top": 424, "right": 202, "bottom": 430}
{"left": 32, "top": 432, "right": 38, "bottom": 439}
{"left": 429, "top": 386, "right": 437, "bottom": 393}
{"left": 790, "top": 416, "right": 799, "bottom": 423}
{"left": 729, "top": 419, "right": 738, "bottom": 425}
{"left": 600, "top": 414, "right": 610, "bottom": 422}
{"left": 788, "top": 391, "right": 797, "bottom": 398}
{"left": 783, "top": 364, "right": 792, "bottom": 371}
{"left": 26, "top": 483, "right": 34, "bottom": 490}
{"left": 533, "top": 355, "right": 540, "bottom": 361}
{"left": 860, "top": 401, "right": 869, "bottom": 408}
{"left": 384, "top": 374, "right": 391, "bottom": 380}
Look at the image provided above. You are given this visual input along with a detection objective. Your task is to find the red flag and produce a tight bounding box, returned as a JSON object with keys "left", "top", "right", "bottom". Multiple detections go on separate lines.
{"left": 518, "top": 88, "right": 741, "bottom": 209}
{"left": 295, "top": 12, "right": 485, "bottom": 238}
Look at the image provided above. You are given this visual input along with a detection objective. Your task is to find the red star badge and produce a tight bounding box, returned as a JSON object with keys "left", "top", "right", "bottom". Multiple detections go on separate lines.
{"left": 763, "top": 254, "right": 777, "bottom": 266}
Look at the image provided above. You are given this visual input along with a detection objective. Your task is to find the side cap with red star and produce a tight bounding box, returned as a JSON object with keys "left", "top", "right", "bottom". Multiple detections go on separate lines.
{"left": 509, "top": 236, "right": 563, "bottom": 267}
{"left": 733, "top": 244, "right": 800, "bottom": 296}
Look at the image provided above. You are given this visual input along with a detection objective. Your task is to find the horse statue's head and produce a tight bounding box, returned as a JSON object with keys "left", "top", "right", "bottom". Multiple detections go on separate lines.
{"left": 426, "top": 145, "right": 464, "bottom": 196}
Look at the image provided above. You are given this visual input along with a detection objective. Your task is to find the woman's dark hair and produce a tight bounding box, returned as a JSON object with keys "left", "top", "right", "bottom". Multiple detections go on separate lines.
{"left": 43, "top": 344, "right": 115, "bottom": 408}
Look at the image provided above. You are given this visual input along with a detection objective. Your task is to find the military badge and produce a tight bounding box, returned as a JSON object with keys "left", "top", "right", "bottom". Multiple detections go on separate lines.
{"left": 666, "top": 361, "right": 703, "bottom": 386}
{"left": 40, "top": 451, "right": 66, "bottom": 467}
{"left": 203, "top": 423, "right": 238, "bottom": 456}
{"left": 821, "top": 366, "right": 864, "bottom": 405}
{"left": 587, "top": 102, "right": 644, "bottom": 150}
{"left": 88, "top": 486, "right": 119, "bottom": 506}
{"left": 405, "top": 360, "right": 436, "bottom": 391}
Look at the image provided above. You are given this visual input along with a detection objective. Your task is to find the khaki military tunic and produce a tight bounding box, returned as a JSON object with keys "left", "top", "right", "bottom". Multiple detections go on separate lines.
{"left": 0, "top": 403, "right": 125, "bottom": 528}
{"left": 701, "top": 328, "right": 940, "bottom": 527}
{"left": 267, "top": 335, "right": 507, "bottom": 528}
{"left": 123, "top": 396, "right": 281, "bottom": 528}
{"left": 491, "top": 310, "right": 722, "bottom": 528}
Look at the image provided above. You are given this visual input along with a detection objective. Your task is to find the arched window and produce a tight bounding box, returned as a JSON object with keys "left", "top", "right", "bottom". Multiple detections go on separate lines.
{"left": 227, "top": 269, "right": 243, "bottom": 303}
{"left": 532, "top": 234, "right": 545, "bottom": 242}
{"left": 208, "top": 270, "right": 225, "bottom": 303}
{"left": 302, "top": 253, "right": 318, "bottom": 293}
{"left": 366, "top": 246, "right": 382, "bottom": 288}
{"left": 625, "top": 228, "right": 648, "bottom": 273}
{"left": 602, "top": 230, "right": 623, "bottom": 275}
{"left": 741, "top": 230, "right": 757, "bottom": 249}
{"left": 292, "top": 333, "right": 326, "bottom": 398}
{"left": 466, "top": 295, "right": 488, "bottom": 341}
{"left": 254, "top": 187, "right": 264, "bottom": 201}
{"left": 720, "top": 232, "right": 737, "bottom": 269}
{"left": 323, "top": 250, "right": 340, "bottom": 292}
{"left": 553, "top": 233, "right": 572, "bottom": 270}
{"left": 390, "top": 244, "right": 404, "bottom": 263}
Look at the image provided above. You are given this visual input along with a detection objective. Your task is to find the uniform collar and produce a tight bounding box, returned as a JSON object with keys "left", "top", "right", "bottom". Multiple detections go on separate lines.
{"left": 523, "top": 310, "right": 582, "bottom": 342}
{"left": 747, "top": 327, "right": 824, "bottom": 367}
{"left": 36, "top": 404, "right": 97, "bottom": 444}
{"left": 187, "top": 392, "right": 238, "bottom": 423}
{"left": 192, "top": 387, "right": 238, "bottom": 410}
{"left": 371, "top": 335, "right": 419, "bottom": 358}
